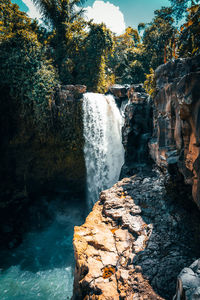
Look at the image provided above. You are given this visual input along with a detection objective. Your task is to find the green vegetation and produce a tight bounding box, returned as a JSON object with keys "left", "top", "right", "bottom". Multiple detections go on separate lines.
{"left": 144, "top": 68, "right": 156, "bottom": 97}
{"left": 0, "top": 0, "right": 199, "bottom": 107}
{"left": 76, "top": 23, "right": 114, "bottom": 92}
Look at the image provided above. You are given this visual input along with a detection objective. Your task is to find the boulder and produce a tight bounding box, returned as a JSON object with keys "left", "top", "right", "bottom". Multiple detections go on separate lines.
{"left": 108, "top": 84, "right": 129, "bottom": 99}
{"left": 174, "top": 259, "right": 200, "bottom": 300}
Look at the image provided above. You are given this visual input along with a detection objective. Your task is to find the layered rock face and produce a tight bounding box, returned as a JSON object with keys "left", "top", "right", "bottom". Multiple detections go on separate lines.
{"left": 149, "top": 55, "right": 200, "bottom": 208}
{"left": 73, "top": 171, "right": 200, "bottom": 299}
{"left": 108, "top": 84, "right": 129, "bottom": 100}
{"left": 0, "top": 84, "right": 86, "bottom": 247}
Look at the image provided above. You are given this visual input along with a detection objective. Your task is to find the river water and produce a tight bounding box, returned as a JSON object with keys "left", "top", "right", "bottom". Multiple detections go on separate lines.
{"left": 0, "top": 195, "right": 86, "bottom": 300}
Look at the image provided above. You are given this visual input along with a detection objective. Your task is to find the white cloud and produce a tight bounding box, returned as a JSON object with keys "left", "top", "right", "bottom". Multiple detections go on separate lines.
{"left": 84, "top": 1, "right": 126, "bottom": 35}
{"left": 22, "top": 0, "right": 43, "bottom": 23}
{"left": 21, "top": 0, "right": 126, "bottom": 34}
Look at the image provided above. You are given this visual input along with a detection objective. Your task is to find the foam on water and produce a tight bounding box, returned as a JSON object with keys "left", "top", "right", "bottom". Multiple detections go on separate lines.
{"left": 0, "top": 266, "right": 73, "bottom": 300}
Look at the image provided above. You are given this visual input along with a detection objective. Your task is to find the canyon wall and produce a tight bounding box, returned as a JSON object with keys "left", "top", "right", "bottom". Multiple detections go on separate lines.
{"left": 0, "top": 85, "right": 86, "bottom": 247}
{"left": 149, "top": 55, "right": 200, "bottom": 209}
{"left": 73, "top": 56, "right": 200, "bottom": 299}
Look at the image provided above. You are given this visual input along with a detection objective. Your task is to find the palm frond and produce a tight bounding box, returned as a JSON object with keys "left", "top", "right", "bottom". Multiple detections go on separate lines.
{"left": 32, "top": 0, "right": 85, "bottom": 28}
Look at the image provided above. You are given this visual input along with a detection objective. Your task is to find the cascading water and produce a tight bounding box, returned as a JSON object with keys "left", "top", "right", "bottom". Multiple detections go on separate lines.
{"left": 83, "top": 93, "right": 125, "bottom": 208}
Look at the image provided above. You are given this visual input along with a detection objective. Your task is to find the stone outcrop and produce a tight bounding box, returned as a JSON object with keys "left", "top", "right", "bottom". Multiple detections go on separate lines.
{"left": 149, "top": 55, "right": 200, "bottom": 208}
{"left": 108, "top": 84, "right": 129, "bottom": 99}
{"left": 73, "top": 171, "right": 200, "bottom": 299}
{"left": 120, "top": 87, "right": 153, "bottom": 177}
{"left": 0, "top": 84, "right": 86, "bottom": 248}
{"left": 109, "top": 84, "right": 144, "bottom": 99}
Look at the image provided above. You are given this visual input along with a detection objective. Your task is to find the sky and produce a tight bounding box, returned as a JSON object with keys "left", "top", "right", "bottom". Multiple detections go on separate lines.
{"left": 12, "top": 0, "right": 171, "bottom": 35}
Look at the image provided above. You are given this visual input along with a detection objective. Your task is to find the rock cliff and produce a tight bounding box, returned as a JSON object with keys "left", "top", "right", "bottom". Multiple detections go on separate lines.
{"left": 108, "top": 83, "right": 153, "bottom": 177}
{"left": 73, "top": 56, "right": 200, "bottom": 299}
{"left": 149, "top": 55, "right": 200, "bottom": 208}
{"left": 0, "top": 84, "right": 86, "bottom": 247}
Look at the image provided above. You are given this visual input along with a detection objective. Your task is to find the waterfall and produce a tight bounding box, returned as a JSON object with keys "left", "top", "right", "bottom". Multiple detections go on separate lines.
{"left": 83, "top": 93, "right": 124, "bottom": 208}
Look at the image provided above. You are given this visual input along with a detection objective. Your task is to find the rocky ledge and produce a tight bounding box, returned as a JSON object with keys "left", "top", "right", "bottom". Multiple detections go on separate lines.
{"left": 73, "top": 170, "right": 200, "bottom": 299}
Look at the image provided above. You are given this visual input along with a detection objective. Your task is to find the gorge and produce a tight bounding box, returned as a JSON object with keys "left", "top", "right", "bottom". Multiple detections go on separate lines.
{"left": 0, "top": 55, "right": 200, "bottom": 299}
{"left": 1, "top": 0, "right": 200, "bottom": 298}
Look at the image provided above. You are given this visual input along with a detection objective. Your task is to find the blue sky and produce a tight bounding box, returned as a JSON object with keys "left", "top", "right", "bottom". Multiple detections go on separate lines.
{"left": 12, "top": 0, "right": 171, "bottom": 34}
{"left": 84, "top": 0, "right": 171, "bottom": 27}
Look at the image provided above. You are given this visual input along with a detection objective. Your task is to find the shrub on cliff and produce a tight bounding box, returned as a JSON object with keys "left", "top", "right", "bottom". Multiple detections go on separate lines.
{"left": 144, "top": 68, "right": 156, "bottom": 97}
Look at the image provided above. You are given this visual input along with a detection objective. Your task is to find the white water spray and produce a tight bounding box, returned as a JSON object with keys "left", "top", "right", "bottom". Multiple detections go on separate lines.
{"left": 83, "top": 93, "right": 124, "bottom": 208}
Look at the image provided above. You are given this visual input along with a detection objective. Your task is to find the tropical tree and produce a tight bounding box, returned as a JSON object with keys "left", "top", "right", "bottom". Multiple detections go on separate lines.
{"left": 76, "top": 23, "right": 114, "bottom": 92}
{"left": 0, "top": 0, "right": 58, "bottom": 133}
{"left": 32, "top": 0, "right": 86, "bottom": 82}
{"left": 108, "top": 27, "right": 146, "bottom": 84}
{"left": 142, "top": 7, "right": 176, "bottom": 68}
{"left": 0, "top": 0, "right": 33, "bottom": 35}
{"left": 178, "top": 3, "right": 200, "bottom": 56}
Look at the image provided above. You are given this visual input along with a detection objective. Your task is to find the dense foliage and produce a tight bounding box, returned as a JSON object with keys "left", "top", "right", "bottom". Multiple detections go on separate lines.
{"left": 0, "top": 0, "right": 199, "bottom": 106}
{"left": 0, "top": 0, "right": 58, "bottom": 133}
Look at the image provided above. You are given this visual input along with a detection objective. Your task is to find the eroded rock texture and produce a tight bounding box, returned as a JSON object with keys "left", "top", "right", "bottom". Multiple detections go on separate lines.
{"left": 73, "top": 171, "right": 200, "bottom": 300}
{"left": 149, "top": 55, "right": 200, "bottom": 208}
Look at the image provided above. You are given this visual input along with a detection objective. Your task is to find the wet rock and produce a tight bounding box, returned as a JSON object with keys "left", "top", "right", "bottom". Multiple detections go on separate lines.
{"left": 55, "top": 84, "right": 86, "bottom": 101}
